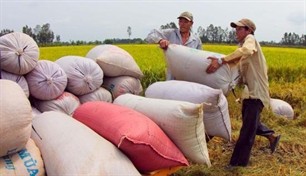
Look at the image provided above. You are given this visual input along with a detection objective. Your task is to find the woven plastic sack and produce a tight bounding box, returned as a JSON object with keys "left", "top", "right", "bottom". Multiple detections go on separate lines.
{"left": 32, "top": 92, "right": 80, "bottom": 116}
{"left": 114, "top": 94, "right": 211, "bottom": 166}
{"left": 78, "top": 87, "right": 113, "bottom": 104}
{"left": 270, "top": 98, "right": 294, "bottom": 119}
{"left": 86, "top": 44, "right": 143, "bottom": 78}
{"left": 55, "top": 56, "right": 103, "bottom": 95}
{"left": 0, "top": 138, "right": 45, "bottom": 176}
{"left": 73, "top": 101, "right": 189, "bottom": 173}
{"left": 26, "top": 60, "right": 67, "bottom": 100}
{"left": 0, "top": 70, "right": 29, "bottom": 97}
{"left": 31, "top": 106, "right": 41, "bottom": 119}
{"left": 102, "top": 76, "right": 143, "bottom": 99}
{"left": 0, "top": 32, "right": 39, "bottom": 75}
{"left": 31, "top": 111, "right": 141, "bottom": 176}
{"left": 164, "top": 44, "right": 239, "bottom": 95}
{"left": 0, "top": 80, "right": 32, "bottom": 157}
{"left": 145, "top": 80, "right": 231, "bottom": 141}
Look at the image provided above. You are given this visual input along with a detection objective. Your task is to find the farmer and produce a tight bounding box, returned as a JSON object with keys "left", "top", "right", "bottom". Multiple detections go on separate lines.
{"left": 206, "top": 18, "right": 281, "bottom": 167}
{"left": 145, "top": 11, "right": 202, "bottom": 80}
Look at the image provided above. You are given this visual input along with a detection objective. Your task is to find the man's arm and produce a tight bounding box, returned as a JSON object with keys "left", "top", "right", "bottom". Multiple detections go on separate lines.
{"left": 223, "top": 35, "right": 256, "bottom": 63}
{"left": 206, "top": 35, "right": 256, "bottom": 73}
{"left": 145, "top": 29, "right": 174, "bottom": 44}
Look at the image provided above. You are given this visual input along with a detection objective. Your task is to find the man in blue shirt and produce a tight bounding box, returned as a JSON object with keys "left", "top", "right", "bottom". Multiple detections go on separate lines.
{"left": 146, "top": 11, "right": 202, "bottom": 79}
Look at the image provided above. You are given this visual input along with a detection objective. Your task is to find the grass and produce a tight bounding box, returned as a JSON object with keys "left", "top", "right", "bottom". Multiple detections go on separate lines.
{"left": 39, "top": 44, "right": 306, "bottom": 176}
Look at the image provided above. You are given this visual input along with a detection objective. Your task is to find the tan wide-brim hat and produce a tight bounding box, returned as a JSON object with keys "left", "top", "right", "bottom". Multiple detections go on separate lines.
{"left": 230, "top": 18, "right": 256, "bottom": 32}
{"left": 177, "top": 11, "right": 193, "bottom": 21}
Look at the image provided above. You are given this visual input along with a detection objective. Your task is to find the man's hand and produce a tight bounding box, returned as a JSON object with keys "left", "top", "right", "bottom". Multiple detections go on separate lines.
{"left": 159, "top": 39, "right": 170, "bottom": 50}
{"left": 206, "top": 56, "right": 221, "bottom": 74}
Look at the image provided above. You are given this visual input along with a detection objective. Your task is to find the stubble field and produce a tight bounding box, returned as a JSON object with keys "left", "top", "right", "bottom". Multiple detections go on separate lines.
{"left": 40, "top": 44, "right": 306, "bottom": 176}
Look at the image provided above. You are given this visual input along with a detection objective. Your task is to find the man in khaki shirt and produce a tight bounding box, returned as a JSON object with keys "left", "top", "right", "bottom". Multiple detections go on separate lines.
{"left": 206, "top": 18, "right": 281, "bottom": 167}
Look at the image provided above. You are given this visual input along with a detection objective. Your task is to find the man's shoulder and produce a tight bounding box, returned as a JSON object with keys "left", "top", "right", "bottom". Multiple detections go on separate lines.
{"left": 245, "top": 34, "right": 257, "bottom": 41}
{"left": 190, "top": 33, "right": 202, "bottom": 42}
{"left": 164, "top": 28, "right": 178, "bottom": 32}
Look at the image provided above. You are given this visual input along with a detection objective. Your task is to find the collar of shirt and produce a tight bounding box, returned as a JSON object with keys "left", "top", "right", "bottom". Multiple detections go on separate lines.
{"left": 174, "top": 29, "right": 198, "bottom": 45}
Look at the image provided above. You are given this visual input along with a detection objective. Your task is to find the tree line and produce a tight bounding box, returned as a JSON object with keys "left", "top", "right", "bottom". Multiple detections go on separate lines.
{"left": 0, "top": 22, "right": 305, "bottom": 46}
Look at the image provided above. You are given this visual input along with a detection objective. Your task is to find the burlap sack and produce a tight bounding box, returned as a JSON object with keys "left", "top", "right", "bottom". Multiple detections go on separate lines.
{"left": 0, "top": 80, "right": 32, "bottom": 157}
{"left": 0, "top": 138, "right": 45, "bottom": 176}
{"left": 78, "top": 87, "right": 112, "bottom": 104}
{"left": 55, "top": 56, "right": 103, "bottom": 95}
{"left": 0, "top": 70, "right": 29, "bottom": 97}
{"left": 102, "top": 76, "right": 143, "bottom": 99}
{"left": 26, "top": 60, "right": 67, "bottom": 100}
{"left": 270, "top": 98, "right": 294, "bottom": 119}
{"left": 0, "top": 32, "right": 39, "bottom": 75}
{"left": 32, "top": 92, "right": 80, "bottom": 116}
{"left": 86, "top": 44, "right": 143, "bottom": 78}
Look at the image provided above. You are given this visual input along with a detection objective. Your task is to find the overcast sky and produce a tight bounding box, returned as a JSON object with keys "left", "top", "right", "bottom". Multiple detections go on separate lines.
{"left": 1, "top": 0, "right": 305, "bottom": 42}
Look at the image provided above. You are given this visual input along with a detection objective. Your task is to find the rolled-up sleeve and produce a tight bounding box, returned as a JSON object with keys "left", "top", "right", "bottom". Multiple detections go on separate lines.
{"left": 145, "top": 29, "right": 175, "bottom": 44}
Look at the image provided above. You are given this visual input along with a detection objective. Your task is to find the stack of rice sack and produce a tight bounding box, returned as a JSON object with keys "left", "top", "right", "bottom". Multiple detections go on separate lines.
{"left": 72, "top": 101, "right": 195, "bottom": 174}
{"left": 31, "top": 111, "right": 142, "bottom": 175}
{"left": 0, "top": 80, "right": 45, "bottom": 175}
{"left": 0, "top": 33, "right": 142, "bottom": 175}
{"left": 1, "top": 33, "right": 192, "bottom": 175}
{"left": 160, "top": 44, "right": 237, "bottom": 141}
{"left": 26, "top": 59, "right": 80, "bottom": 116}
{"left": 164, "top": 44, "right": 239, "bottom": 96}
{"left": 0, "top": 32, "right": 222, "bottom": 174}
{"left": 113, "top": 94, "right": 211, "bottom": 166}
{"left": 27, "top": 49, "right": 109, "bottom": 115}
{"left": 0, "top": 33, "right": 44, "bottom": 175}
{"left": 86, "top": 44, "right": 144, "bottom": 99}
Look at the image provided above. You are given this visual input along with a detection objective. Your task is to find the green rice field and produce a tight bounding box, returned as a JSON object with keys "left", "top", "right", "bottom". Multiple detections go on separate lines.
{"left": 39, "top": 44, "right": 306, "bottom": 176}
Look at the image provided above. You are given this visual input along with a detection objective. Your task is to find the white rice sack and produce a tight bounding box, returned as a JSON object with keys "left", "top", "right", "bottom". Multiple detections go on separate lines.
{"left": 26, "top": 60, "right": 67, "bottom": 100}
{"left": 114, "top": 94, "right": 211, "bottom": 166}
{"left": 103, "top": 76, "right": 143, "bottom": 99}
{"left": 31, "top": 111, "right": 141, "bottom": 176}
{"left": 0, "top": 80, "right": 32, "bottom": 157}
{"left": 0, "top": 32, "right": 39, "bottom": 75}
{"left": 0, "top": 70, "right": 29, "bottom": 97}
{"left": 145, "top": 80, "right": 231, "bottom": 141}
{"left": 203, "top": 93, "right": 231, "bottom": 140}
{"left": 32, "top": 92, "right": 80, "bottom": 116}
{"left": 145, "top": 80, "right": 222, "bottom": 106}
{"left": 164, "top": 44, "right": 239, "bottom": 95}
{"left": 86, "top": 44, "right": 143, "bottom": 79}
{"left": 0, "top": 138, "right": 45, "bottom": 176}
{"left": 270, "top": 98, "right": 294, "bottom": 119}
{"left": 55, "top": 56, "right": 103, "bottom": 95}
{"left": 31, "top": 106, "right": 41, "bottom": 120}
{"left": 78, "top": 87, "right": 112, "bottom": 104}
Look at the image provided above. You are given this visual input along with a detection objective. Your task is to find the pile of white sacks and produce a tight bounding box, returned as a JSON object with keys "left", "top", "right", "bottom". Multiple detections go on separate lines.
{"left": 0, "top": 32, "right": 294, "bottom": 175}
{"left": 163, "top": 44, "right": 294, "bottom": 119}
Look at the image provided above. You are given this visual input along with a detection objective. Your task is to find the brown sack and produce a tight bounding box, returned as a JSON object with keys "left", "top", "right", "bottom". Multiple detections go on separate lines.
{"left": 0, "top": 138, "right": 45, "bottom": 176}
{"left": 0, "top": 80, "right": 32, "bottom": 157}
